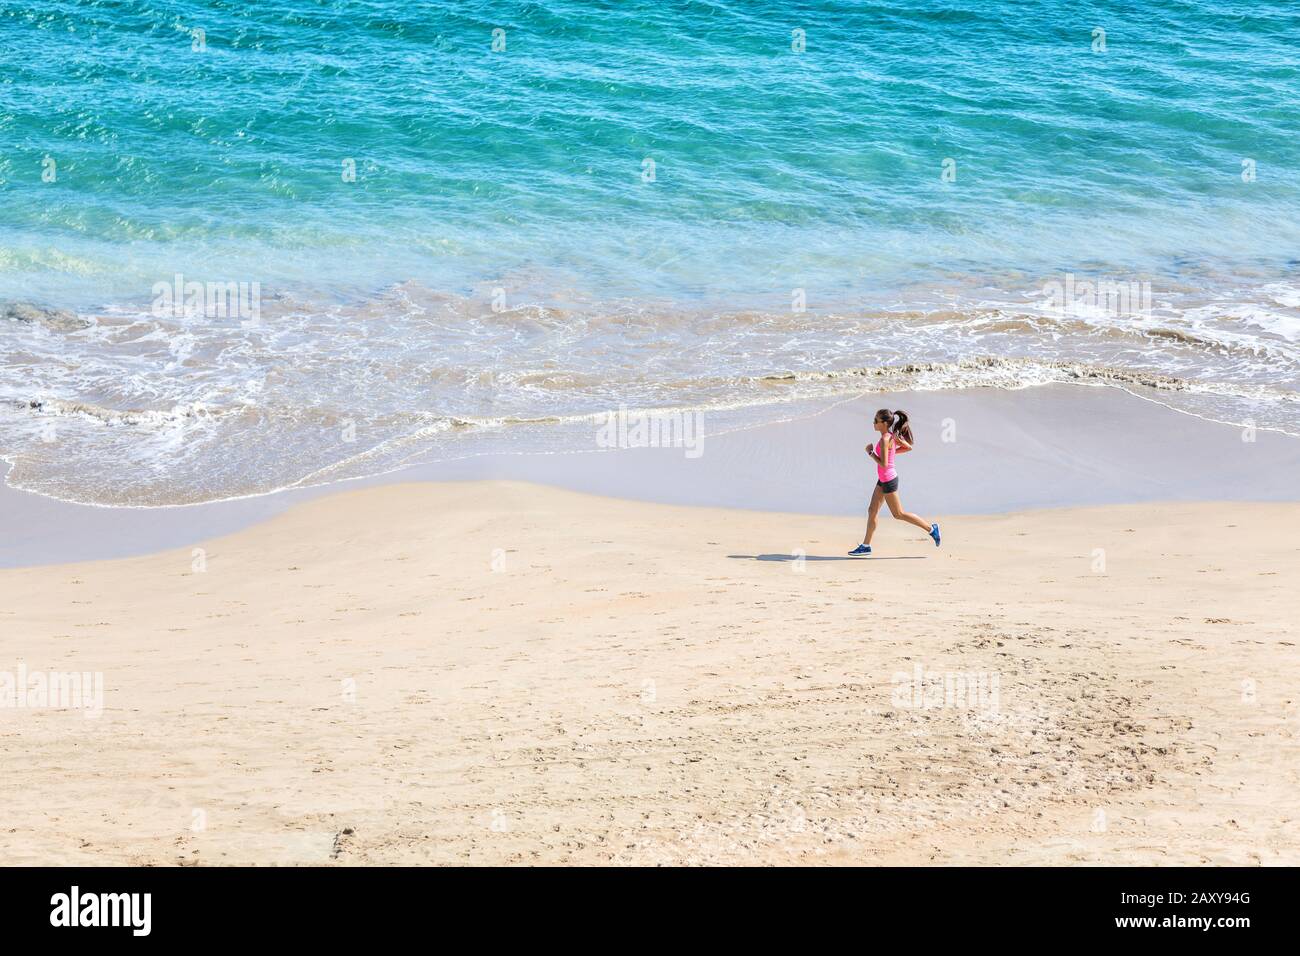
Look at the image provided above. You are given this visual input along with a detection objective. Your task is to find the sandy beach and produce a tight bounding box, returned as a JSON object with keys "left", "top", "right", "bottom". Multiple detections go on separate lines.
{"left": 2, "top": 385, "right": 1297, "bottom": 865}
{"left": 7, "top": 0, "right": 1300, "bottom": 886}
{"left": 6, "top": 384, "right": 1300, "bottom": 568}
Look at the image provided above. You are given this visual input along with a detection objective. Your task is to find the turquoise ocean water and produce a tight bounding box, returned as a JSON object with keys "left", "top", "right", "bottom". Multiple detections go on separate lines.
{"left": 1, "top": 0, "right": 1298, "bottom": 504}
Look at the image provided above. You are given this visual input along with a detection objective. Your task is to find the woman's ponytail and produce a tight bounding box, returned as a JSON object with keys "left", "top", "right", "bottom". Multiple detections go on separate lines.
{"left": 892, "top": 410, "right": 913, "bottom": 445}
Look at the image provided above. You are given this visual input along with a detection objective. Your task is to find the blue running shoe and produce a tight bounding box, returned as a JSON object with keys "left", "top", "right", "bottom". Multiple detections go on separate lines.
{"left": 930, "top": 523, "right": 941, "bottom": 547}
{"left": 848, "top": 544, "right": 871, "bottom": 556}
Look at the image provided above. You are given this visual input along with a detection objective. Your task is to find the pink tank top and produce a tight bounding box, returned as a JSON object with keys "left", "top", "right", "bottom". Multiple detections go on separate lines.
{"left": 875, "top": 434, "right": 897, "bottom": 482}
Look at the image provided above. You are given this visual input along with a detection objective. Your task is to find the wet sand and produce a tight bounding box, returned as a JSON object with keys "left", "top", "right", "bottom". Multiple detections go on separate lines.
{"left": 3, "top": 383, "right": 1298, "bottom": 568}
{"left": 2, "top": 382, "right": 1296, "bottom": 865}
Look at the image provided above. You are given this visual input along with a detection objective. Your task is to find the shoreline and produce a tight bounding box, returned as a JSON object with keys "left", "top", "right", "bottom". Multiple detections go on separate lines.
{"left": 3, "top": 382, "right": 1298, "bottom": 568}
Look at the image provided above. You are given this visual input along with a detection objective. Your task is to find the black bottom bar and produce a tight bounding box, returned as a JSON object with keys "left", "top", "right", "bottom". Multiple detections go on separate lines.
{"left": 0, "top": 866, "right": 1285, "bottom": 941}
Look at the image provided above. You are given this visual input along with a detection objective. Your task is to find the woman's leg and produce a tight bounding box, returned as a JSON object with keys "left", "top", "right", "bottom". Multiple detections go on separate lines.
{"left": 884, "top": 491, "right": 932, "bottom": 533}
{"left": 863, "top": 485, "right": 884, "bottom": 545}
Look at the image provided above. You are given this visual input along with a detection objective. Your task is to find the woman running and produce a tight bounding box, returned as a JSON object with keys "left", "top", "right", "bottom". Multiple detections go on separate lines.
{"left": 848, "top": 408, "right": 940, "bottom": 556}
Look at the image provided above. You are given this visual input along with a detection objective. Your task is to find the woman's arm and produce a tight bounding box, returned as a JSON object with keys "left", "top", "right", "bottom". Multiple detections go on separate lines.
{"left": 893, "top": 432, "right": 913, "bottom": 454}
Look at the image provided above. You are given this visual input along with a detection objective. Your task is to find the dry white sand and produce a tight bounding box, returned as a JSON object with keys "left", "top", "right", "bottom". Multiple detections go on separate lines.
{"left": 2, "top": 480, "right": 1296, "bottom": 865}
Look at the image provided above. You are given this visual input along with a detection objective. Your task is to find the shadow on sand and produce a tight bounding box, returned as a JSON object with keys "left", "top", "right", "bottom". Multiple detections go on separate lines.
{"left": 727, "top": 553, "right": 927, "bottom": 562}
